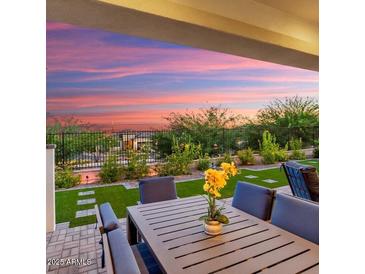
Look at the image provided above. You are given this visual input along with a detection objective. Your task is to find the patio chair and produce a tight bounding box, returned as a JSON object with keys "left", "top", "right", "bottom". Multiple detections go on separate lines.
{"left": 271, "top": 193, "right": 319, "bottom": 244}
{"left": 104, "top": 227, "right": 162, "bottom": 274}
{"left": 281, "top": 161, "right": 319, "bottom": 202}
{"left": 231, "top": 181, "right": 276, "bottom": 221}
{"left": 138, "top": 176, "right": 177, "bottom": 204}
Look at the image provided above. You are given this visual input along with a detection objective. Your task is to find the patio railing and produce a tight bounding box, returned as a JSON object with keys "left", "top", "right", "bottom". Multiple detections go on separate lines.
{"left": 46, "top": 126, "right": 319, "bottom": 170}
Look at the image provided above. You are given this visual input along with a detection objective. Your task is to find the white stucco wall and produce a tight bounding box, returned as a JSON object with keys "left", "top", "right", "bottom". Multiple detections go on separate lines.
{"left": 46, "top": 145, "right": 56, "bottom": 232}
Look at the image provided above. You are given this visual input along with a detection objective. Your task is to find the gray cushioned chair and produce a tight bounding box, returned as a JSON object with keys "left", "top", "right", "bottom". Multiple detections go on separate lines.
{"left": 271, "top": 193, "right": 319, "bottom": 244}
{"left": 139, "top": 176, "right": 177, "bottom": 204}
{"left": 104, "top": 228, "right": 162, "bottom": 274}
{"left": 231, "top": 181, "right": 276, "bottom": 221}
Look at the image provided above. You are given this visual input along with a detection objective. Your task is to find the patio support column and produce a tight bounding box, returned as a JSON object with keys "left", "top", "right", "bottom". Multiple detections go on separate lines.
{"left": 46, "top": 144, "right": 56, "bottom": 232}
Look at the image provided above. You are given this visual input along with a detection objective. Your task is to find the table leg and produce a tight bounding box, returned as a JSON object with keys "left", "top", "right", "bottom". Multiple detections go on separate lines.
{"left": 127, "top": 214, "right": 138, "bottom": 245}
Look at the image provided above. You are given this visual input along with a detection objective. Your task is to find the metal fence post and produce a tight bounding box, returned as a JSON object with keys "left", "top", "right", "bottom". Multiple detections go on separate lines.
{"left": 61, "top": 131, "right": 65, "bottom": 168}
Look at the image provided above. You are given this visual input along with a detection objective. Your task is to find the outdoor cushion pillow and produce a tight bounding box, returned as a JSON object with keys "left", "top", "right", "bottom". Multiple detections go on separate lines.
{"left": 301, "top": 167, "right": 319, "bottom": 202}
{"left": 100, "top": 202, "right": 119, "bottom": 233}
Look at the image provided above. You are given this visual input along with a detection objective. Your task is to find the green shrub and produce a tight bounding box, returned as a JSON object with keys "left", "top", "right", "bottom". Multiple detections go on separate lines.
{"left": 99, "top": 154, "right": 122, "bottom": 184}
{"left": 237, "top": 148, "right": 255, "bottom": 165}
{"left": 123, "top": 146, "right": 149, "bottom": 179}
{"left": 313, "top": 140, "right": 319, "bottom": 158}
{"left": 276, "top": 148, "right": 289, "bottom": 162}
{"left": 259, "top": 130, "right": 288, "bottom": 164}
{"left": 197, "top": 153, "right": 211, "bottom": 171}
{"left": 151, "top": 132, "right": 174, "bottom": 158}
{"left": 55, "top": 167, "right": 81, "bottom": 189}
{"left": 260, "top": 149, "right": 276, "bottom": 164}
{"left": 157, "top": 136, "right": 198, "bottom": 176}
{"left": 152, "top": 131, "right": 192, "bottom": 158}
{"left": 289, "top": 138, "right": 306, "bottom": 160}
{"left": 216, "top": 152, "right": 234, "bottom": 166}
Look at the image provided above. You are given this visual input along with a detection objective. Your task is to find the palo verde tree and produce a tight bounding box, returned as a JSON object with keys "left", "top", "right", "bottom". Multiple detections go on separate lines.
{"left": 246, "top": 96, "right": 319, "bottom": 147}
{"left": 161, "top": 107, "right": 245, "bottom": 155}
{"left": 256, "top": 96, "right": 319, "bottom": 128}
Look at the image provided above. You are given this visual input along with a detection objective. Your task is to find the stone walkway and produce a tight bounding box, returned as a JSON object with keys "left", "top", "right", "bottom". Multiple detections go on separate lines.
{"left": 46, "top": 219, "right": 127, "bottom": 274}
{"left": 75, "top": 191, "right": 97, "bottom": 219}
{"left": 276, "top": 185, "right": 293, "bottom": 195}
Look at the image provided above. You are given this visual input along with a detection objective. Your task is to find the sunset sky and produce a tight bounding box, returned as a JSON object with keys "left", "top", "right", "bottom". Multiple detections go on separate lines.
{"left": 47, "top": 21, "right": 318, "bottom": 130}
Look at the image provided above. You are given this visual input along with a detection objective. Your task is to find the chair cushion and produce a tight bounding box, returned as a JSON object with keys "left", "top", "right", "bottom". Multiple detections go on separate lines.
{"left": 271, "top": 194, "right": 319, "bottom": 244}
{"left": 108, "top": 228, "right": 141, "bottom": 274}
{"left": 135, "top": 243, "right": 162, "bottom": 274}
{"left": 139, "top": 176, "right": 177, "bottom": 204}
{"left": 232, "top": 181, "right": 275, "bottom": 220}
{"left": 301, "top": 168, "right": 319, "bottom": 202}
{"left": 100, "top": 202, "right": 119, "bottom": 233}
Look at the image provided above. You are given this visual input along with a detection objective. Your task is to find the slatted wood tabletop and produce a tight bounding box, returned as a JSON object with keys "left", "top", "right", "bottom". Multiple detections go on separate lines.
{"left": 126, "top": 195, "right": 319, "bottom": 274}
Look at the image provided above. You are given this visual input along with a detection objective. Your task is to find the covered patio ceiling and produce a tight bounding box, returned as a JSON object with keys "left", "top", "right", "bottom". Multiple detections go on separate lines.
{"left": 47, "top": 0, "right": 318, "bottom": 71}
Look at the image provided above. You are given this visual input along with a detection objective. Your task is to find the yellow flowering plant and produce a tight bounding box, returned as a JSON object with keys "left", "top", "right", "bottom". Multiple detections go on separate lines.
{"left": 199, "top": 162, "right": 238, "bottom": 224}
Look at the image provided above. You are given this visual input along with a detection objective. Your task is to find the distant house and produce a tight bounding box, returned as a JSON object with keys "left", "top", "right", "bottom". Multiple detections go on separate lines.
{"left": 118, "top": 131, "right": 154, "bottom": 150}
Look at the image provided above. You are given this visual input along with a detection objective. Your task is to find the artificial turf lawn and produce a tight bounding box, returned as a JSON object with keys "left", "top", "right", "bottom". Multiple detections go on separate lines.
{"left": 56, "top": 159, "right": 319, "bottom": 227}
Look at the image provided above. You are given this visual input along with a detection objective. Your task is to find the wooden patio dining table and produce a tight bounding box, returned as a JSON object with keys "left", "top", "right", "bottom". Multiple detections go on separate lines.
{"left": 126, "top": 195, "right": 319, "bottom": 274}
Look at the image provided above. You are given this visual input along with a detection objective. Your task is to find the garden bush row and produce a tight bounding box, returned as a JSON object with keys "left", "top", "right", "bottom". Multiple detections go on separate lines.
{"left": 55, "top": 131, "right": 316, "bottom": 188}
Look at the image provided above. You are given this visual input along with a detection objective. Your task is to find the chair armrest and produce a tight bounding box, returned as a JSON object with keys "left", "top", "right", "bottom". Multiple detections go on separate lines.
{"left": 102, "top": 233, "right": 114, "bottom": 273}
{"left": 95, "top": 204, "right": 105, "bottom": 234}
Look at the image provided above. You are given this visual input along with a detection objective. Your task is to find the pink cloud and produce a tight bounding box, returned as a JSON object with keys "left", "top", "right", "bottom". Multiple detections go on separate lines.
{"left": 46, "top": 21, "right": 318, "bottom": 129}
{"left": 47, "top": 22, "right": 75, "bottom": 31}
{"left": 47, "top": 21, "right": 301, "bottom": 83}
{"left": 47, "top": 86, "right": 317, "bottom": 112}
{"left": 47, "top": 107, "right": 260, "bottom": 130}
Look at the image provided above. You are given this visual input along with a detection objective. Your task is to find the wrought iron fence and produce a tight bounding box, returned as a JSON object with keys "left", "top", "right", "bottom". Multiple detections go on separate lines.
{"left": 46, "top": 126, "right": 318, "bottom": 170}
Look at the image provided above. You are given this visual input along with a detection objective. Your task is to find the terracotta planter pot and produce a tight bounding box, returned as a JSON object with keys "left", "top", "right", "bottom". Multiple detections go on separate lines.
{"left": 204, "top": 220, "right": 222, "bottom": 235}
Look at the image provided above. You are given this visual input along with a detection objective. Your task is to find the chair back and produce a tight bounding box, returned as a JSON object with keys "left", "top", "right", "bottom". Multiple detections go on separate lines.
{"left": 282, "top": 161, "right": 312, "bottom": 200}
{"left": 139, "top": 176, "right": 177, "bottom": 204}
{"left": 232, "top": 181, "right": 275, "bottom": 220}
{"left": 271, "top": 193, "right": 319, "bottom": 244}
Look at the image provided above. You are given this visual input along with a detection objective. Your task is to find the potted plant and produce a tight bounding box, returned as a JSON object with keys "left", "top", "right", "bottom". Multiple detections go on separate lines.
{"left": 199, "top": 162, "right": 238, "bottom": 235}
